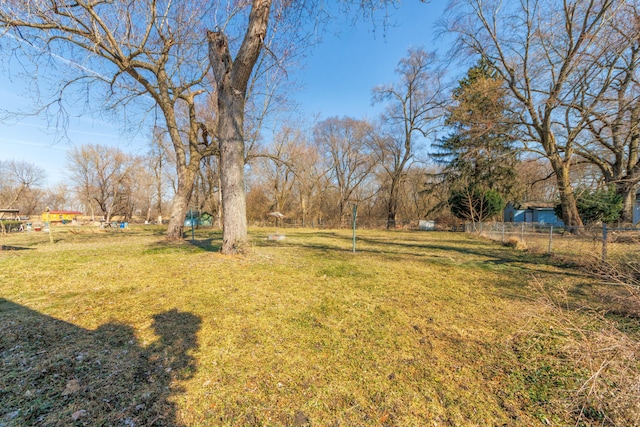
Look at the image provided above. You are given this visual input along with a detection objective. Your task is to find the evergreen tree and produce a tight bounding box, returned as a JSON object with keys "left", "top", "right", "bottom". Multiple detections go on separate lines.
{"left": 554, "top": 187, "right": 623, "bottom": 225}
{"left": 432, "top": 57, "right": 520, "bottom": 220}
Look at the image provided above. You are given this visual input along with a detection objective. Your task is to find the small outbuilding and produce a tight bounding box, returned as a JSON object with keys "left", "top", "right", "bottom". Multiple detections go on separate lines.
{"left": 183, "top": 211, "right": 213, "bottom": 228}
{"left": 0, "top": 209, "right": 20, "bottom": 219}
{"left": 418, "top": 220, "right": 436, "bottom": 231}
{"left": 504, "top": 202, "right": 563, "bottom": 225}
{"left": 42, "top": 210, "right": 83, "bottom": 224}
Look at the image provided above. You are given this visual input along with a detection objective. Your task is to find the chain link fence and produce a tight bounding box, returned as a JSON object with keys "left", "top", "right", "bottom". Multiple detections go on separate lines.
{"left": 251, "top": 218, "right": 422, "bottom": 230}
{"left": 467, "top": 222, "right": 640, "bottom": 263}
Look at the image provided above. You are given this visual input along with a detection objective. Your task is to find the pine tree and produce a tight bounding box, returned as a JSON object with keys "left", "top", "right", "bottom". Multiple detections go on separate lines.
{"left": 432, "top": 57, "right": 520, "bottom": 220}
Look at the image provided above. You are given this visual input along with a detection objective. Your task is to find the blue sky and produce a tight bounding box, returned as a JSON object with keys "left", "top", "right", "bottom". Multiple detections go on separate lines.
{"left": 290, "top": 1, "right": 449, "bottom": 118}
{"left": 0, "top": 1, "right": 450, "bottom": 187}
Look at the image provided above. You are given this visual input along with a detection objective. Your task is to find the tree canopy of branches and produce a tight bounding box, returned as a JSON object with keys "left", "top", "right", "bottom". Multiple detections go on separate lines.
{"left": 0, "top": 160, "right": 46, "bottom": 215}
{"left": 444, "top": 0, "right": 630, "bottom": 230}
{"left": 67, "top": 144, "right": 138, "bottom": 222}
{"left": 314, "top": 117, "right": 376, "bottom": 225}
{"left": 572, "top": 1, "right": 640, "bottom": 223}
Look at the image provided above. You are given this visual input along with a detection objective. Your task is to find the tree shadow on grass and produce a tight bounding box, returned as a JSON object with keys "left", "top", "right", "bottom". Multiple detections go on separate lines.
{"left": 253, "top": 231, "right": 352, "bottom": 253}
{"left": 186, "top": 238, "right": 221, "bottom": 252}
{"left": 0, "top": 245, "right": 34, "bottom": 251}
{"left": 0, "top": 299, "right": 200, "bottom": 426}
{"left": 354, "top": 235, "right": 591, "bottom": 272}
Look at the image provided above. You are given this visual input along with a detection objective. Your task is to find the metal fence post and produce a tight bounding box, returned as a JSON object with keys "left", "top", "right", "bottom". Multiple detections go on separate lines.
{"left": 602, "top": 224, "right": 608, "bottom": 263}
{"left": 352, "top": 203, "right": 357, "bottom": 253}
{"left": 548, "top": 225, "right": 553, "bottom": 253}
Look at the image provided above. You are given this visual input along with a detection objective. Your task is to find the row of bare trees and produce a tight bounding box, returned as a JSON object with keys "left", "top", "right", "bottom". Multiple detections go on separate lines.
{"left": 66, "top": 144, "right": 167, "bottom": 223}
{"left": 247, "top": 117, "right": 438, "bottom": 227}
{"left": 0, "top": 0, "right": 392, "bottom": 253}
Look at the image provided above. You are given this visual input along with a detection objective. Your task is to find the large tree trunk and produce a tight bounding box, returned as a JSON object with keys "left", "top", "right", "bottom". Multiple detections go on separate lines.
{"left": 218, "top": 86, "right": 248, "bottom": 252}
{"left": 208, "top": 0, "right": 271, "bottom": 254}
{"left": 553, "top": 161, "right": 583, "bottom": 229}
{"left": 386, "top": 175, "right": 400, "bottom": 229}
{"left": 617, "top": 181, "right": 637, "bottom": 224}
{"left": 166, "top": 168, "right": 196, "bottom": 240}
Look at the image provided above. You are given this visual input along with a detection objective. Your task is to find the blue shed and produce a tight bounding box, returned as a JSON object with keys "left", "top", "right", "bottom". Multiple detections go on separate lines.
{"left": 183, "top": 211, "right": 213, "bottom": 227}
{"left": 504, "top": 202, "right": 563, "bottom": 225}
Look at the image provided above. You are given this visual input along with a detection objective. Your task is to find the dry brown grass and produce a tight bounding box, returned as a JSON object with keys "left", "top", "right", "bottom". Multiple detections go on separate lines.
{"left": 525, "top": 279, "right": 640, "bottom": 426}
{"left": 1, "top": 226, "right": 638, "bottom": 426}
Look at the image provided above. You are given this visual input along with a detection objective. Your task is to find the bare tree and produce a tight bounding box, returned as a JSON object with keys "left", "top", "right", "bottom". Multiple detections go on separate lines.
{"left": 314, "top": 117, "right": 376, "bottom": 225}
{"left": 251, "top": 122, "right": 330, "bottom": 227}
{"left": 572, "top": 3, "right": 640, "bottom": 223}
{"left": 146, "top": 128, "right": 173, "bottom": 224}
{"left": 290, "top": 131, "right": 329, "bottom": 227}
{"left": 258, "top": 126, "right": 301, "bottom": 216}
{"left": 67, "top": 144, "right": 136, "bottom": 222}
{"left": 0, "top": 160, "right": 46, "bottom": 212}
{"left": 373, "top": 48, "right": 445, "bottom": 228}
{"left": 444, "top": 0, "right": 624, "bottom": 229}
{"left": 207, "top": 0, "right": 398, "bottom": 252}
{"left": 515, "top": 158, "right": 559, "bottom": 203}
{"left": 207, "top": 1, "right": 272, "bottom": 253}
{"left": 40, "top": 183, "right": 73, "bottom": 213}
{"left": 403, "top": 165, "right": 442, "bottom": 220}
{"left": 190, "top": 155, "right": 221, "bottom": 225}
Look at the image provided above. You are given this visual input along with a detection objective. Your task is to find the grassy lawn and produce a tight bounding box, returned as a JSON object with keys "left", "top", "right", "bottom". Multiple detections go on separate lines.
{"left": 0, "top": 227, "right": 637, "bottom": 426}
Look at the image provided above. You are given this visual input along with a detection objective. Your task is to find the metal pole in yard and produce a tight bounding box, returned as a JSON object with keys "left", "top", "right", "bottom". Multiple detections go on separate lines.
{"left": 548, "top": 225, "right": 553, "bottom": 253}
{"left": 521, "top": 223, "right": 525, "bottom": 243}
{"left": 602, "top": 224, "right": 608, "bottom": 263}
{"left": 190, "top": 208, "right": 195, "bottom": 241}
{"left": 352, "top": 203, "right": 357, "bottom": 253}
{"left": 46, "top": 207, "right": 53, "bottom": 244}
{"left": 502, "top": 223, "right": 505, "bottom": 242}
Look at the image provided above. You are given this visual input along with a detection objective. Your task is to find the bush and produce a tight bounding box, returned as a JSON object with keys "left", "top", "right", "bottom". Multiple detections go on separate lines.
{"left": 555, "top": 187, "right": 623, "bottom": 225}
{"left": 449, "top": 187, "right": 504, "bottom": 222}
{"left": 0, "top": 220, "right": 22, "bottom": 232}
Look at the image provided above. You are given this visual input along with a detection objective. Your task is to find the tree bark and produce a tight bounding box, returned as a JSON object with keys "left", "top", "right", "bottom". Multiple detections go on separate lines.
{"left": 617, "top": 180, "right": 638, "bottom": 224}
{"left": 386, "top": 176, "right": 400, "bottom": 229}
{"left": 166, "top": 167, "right": 197, "bottom": 240}
{"left": 218, "top": 86, "right": 248, "bottom": 252}
{"left": 553, "top": 160, "right": 583, "bottom": 230}
{"left": 208, "top": 0, "right": 271, "bottom": 254}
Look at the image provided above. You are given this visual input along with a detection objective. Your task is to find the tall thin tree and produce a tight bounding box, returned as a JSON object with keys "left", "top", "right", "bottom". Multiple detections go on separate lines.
{"left": 373, "top": 48, "right": 445, "bottom": 229}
